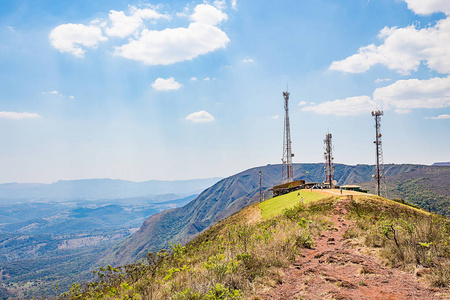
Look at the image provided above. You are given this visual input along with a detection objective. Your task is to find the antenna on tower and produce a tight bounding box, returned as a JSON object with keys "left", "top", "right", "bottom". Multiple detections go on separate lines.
{"left": 324, "top": 132, "right": 335, "bottom": 188}
{"left": 372, "top": 110, "right": 386, "bottom": 197}
{"left": 281, "top": 91, "right": 294, "bottom": 183}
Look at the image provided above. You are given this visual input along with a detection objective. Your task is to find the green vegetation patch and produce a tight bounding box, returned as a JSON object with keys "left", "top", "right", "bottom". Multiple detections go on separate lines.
{"left": 395, "top": 178, "right": 450, "bottom": 217}
{"left": 259, "top": 190, "right": 330, "bottom": 220}
{"left": 358, "top": 166, "right": 450, "bottom": 217}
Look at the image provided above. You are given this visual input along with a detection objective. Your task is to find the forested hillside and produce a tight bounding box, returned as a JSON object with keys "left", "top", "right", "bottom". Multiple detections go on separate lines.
{"left": 359, "top": 166, "right": 450, "bottom": 216}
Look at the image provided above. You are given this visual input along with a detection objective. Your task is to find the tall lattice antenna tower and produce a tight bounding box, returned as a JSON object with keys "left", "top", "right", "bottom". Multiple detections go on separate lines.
{"left": 324, "top": 133, "right": 335, "bottom": 187}
{"left": 282, "top": 91, "right": 294, "bottom": 183}
{"left": 372, "top": 110, "right": 385, "bottom": 196}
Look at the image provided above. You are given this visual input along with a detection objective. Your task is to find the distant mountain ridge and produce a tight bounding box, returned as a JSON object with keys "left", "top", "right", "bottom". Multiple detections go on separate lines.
{"left": 102, "top": 163, "right": 425, "bottom": 266}
{"left": 0, "top": 178, "right": 222, "bottom": 200}
{"left": 432, "top": 162, "right": 450, "bottom": 166}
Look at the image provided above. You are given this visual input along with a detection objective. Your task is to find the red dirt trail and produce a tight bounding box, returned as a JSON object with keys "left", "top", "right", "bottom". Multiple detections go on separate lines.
{"left": 259, "top": 197, "right": 450, "bottom": 300}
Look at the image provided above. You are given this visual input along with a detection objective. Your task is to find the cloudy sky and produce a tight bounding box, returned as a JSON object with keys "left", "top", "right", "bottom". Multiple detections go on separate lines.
{"left": 0, "top": 0, "right": 449, "bottom": 183}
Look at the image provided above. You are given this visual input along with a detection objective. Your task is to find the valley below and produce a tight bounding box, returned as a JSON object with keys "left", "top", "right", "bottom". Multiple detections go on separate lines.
{"left": 0, "top": 178, "right": 219, "bottom": 299}
{"left": 0, "top": 196, "right": 195, "bottom": 299}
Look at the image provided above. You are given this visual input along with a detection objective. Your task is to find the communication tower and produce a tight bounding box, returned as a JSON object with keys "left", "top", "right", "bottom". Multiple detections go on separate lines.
{"left": 282, "top": 91, "right": 294, "bottom": 183}
{"left": 324, "top": 133, "right": 335, "bottom": 188}
{"left": 372, "top": 110, "right": 385, "bottom": 196}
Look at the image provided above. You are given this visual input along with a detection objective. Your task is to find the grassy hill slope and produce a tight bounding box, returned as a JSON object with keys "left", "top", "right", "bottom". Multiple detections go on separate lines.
{"left": 57, "top": 190, "right": 449, "bottom": 299}
{"left": 99, "top": 165, "right": 281, "bottom": 267}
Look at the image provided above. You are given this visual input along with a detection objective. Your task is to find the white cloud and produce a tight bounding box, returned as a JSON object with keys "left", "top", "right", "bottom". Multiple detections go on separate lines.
{"left": 43, "top": 90, "right": 74, "bottom": 98}
{"left": 114, "top": 22, "right": 229, "bottom": 65}
{"left": 176, "top": 6, "right": 190, "bottom": 18}
{"left": 329, "top": 17, "right": 450, "bottom": 75}
{"left": 106, "top": 6, "right": 170, "bottom": 38}
{"left": 329, "top": 44, "right": 380, "bottom": 74}
{"left": 425, "top": 114, "right": 450, "bottom": 119}
{"left": 190, "top": 77, "right": 198, "bottom": 81}
{"left": 50, "top": 23, "right": 107, "bottom": 58}
{"left": 242, "top": 58, "right": 255, "bottom": 63}
{"left": 214, "top": 0, "right": 227, "bottom": 10}
{"left": 403, "top": 0, "right": 450, "bottom": 15}
{"left": 50, "top": 3, "right": 230, "bottom": 64}
{"left": 302, "top": 96, "right": 377, "bottom": 116}
{"left": 106, "top": 10, "right": 142, "bottom": 38}
{"left": 185, "top": 111, "right": 215, "bottom": 123}
{"left": 190, "top": 4, "right": 228, "bottom": 26}
{"left": 231, "top": 0, "right": 237, "bottom": 10}
{"left": 0, "top": 112, "right": 41, "bottom": 120}
{"left": 151, "top": 77, "right": 182, "bottom": 91}
{"left": 6, "top": 26, "right": 14, "bottom": 32}
{"left": 269, "top": 115, "right": 279, "bottom": 120}
{"left": 89, "top": 19, "right": 102, "bottom": 25}
{"left": 375, "top": 78, "right": 391, "bottom": 84}
{"left": 303, "top": 76, "right": 450, "bottom": 116}
{"left": 298, "top": 101, "right": 307, "bottom": 106}
{"left": 374, "top": 76, "right": 450, "bottom": 113}
{"left": 42, "top": 90, "right": 62, "bottom": 96}
{"left": 203, "top": 77, "right": 211, "bottom": 81}
{"left": 316, "top": 0, "right": 450, "bottom": 116}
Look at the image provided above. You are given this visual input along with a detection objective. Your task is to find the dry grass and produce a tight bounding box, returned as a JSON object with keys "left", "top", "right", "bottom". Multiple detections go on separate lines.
{"left": 345, "top": 196, "right": 450, "bottom": 287}
{"left": 60, "top": 199, "right": 335, "bottom": 300}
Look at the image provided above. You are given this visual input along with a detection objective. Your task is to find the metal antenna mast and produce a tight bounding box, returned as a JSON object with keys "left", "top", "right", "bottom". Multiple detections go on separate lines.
{"left": 324, "top": 133, "right": 335, "bottom": 188}
{"left": 259, "top": 170, "right": 262, "bottom": 202}
{"left": 282, "top": 91, "right": 294, "bottom": 183}
{"left": 372, "top": 110, "right": 385, "bottom": 196}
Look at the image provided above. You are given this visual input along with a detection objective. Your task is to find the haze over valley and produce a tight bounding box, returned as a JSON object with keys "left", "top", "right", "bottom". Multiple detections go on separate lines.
{"left": 0, "top": 178, "right": 220, "bottom": 298}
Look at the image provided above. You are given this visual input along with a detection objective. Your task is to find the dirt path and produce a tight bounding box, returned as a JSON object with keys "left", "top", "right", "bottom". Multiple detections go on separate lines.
{"left": 259, "top": 197, "right": 450, "bottom": 300}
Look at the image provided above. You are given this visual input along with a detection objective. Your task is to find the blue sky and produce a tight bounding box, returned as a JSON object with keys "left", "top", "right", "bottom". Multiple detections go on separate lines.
{"left": 0, "top": 0, "right": 449, "bottom": 183}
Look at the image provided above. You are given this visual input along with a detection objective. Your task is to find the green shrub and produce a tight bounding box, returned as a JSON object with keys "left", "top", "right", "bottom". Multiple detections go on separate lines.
{"left": 205, "top": 284, "right": 242, "bottom": 300}
{"left": 172, "top": 288, "right": 203, "bottom": 300}
{"left": 295, "top": 230, "right": 313, "bottom": 249}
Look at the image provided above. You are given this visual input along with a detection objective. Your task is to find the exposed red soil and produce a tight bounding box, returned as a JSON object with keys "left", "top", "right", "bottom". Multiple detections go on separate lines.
{"left": 259, "top": 197, "right": 450, "bottom": 300}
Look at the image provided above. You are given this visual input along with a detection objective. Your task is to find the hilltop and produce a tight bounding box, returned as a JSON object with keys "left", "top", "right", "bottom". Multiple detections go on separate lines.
{"left": 100, "top": 163, "right": 427, "bottom": 267}
{"left": 57, "top": 189, "right": 450, "bottom": 299}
